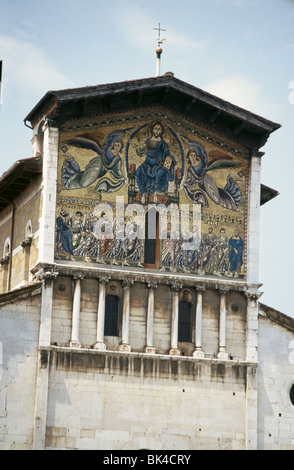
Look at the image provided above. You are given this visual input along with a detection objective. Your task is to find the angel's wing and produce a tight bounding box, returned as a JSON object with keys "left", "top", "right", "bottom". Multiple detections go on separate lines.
{"left": 207, "top": 150, "right": 240, "bottom": 171}
{"left": 66, "top": 135, "right": 102, "bottom": 154}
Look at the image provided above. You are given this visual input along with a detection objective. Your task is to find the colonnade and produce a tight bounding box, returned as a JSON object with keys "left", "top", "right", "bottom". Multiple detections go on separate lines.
{"left": 68, "top": 275, "right": 234, "bottom": 359}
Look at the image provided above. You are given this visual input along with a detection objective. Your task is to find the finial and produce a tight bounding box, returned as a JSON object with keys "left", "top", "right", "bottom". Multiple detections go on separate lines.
{"left": 153, "top": 23, "right": 166, "bottom": 77}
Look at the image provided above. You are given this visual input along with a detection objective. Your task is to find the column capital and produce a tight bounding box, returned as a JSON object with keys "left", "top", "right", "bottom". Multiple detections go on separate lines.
{"left": 195, "top": 283, "right": 206, "bottom": 293}
{"left": 73, "top": 273, "right": 85, "bottom": 281}
{"left": 219, "top": 286, "right": 230, "bottom": 295}
{"left": 170, "top": 280, "right": 183, "bottom": 292}
{"left": 36, "top": 267, "right": 58, "bottom": 287}
{"left": 122, "top": 278, "right": 134, "bottom": 288}
{"left": 98, "top": 275, "right": 110, "bottom": 284}
{"left": 42, "top": 118, "right": 59, "bottom": 132}
{"left": 147, "top": 280, "right": 158, "bottom": 290}
{"left": 245, "top": 290, "right": 263, "bottom": 301}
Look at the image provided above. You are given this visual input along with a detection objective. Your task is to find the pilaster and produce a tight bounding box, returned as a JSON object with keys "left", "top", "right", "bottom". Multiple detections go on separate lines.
{"left": 38, "top": 119, "right": 59, "bottom": 265}
{"left": 247, "top": 155, "right": 261, "bottom": 284}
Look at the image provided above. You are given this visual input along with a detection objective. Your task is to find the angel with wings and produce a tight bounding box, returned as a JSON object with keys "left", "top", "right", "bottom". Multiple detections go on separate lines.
{"left": 61, "top": 129, "right": 129, "bottom": 193}
{"left": 183, "top": 139, "right": 243, "bottom": 211}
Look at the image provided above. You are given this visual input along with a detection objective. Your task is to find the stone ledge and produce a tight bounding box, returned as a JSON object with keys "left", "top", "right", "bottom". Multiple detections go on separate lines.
{"left": 40, "top": 346, "right": 257, "bottom": 382}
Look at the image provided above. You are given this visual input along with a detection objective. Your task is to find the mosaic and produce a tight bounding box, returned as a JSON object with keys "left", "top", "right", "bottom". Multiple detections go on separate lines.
{"left": 55, "top": 112, "right": 248, "bottom": 278}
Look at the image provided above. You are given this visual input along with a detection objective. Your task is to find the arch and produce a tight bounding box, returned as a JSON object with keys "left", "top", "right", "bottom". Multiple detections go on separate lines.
{"left": 25, "top": 219, "right": 33, "bottom": 239}
{"left": 3, "top": 238, "right": 10, "bottom": 258}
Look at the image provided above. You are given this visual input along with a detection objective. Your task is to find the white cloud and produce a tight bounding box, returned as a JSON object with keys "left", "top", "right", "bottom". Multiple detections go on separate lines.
{"left": 0, "top": 35, "right": 73, "bottom": 94}
{"left": 205, "top": 74, "right": 261, "bottom": 113}
{"left": 115, "top": 6, "right": 207, "bottom": 54}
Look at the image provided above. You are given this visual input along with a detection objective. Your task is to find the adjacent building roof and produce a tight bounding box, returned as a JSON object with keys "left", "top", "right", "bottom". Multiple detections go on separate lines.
{"left": 0, "top": 156, "right": 42, "bottom": 211}
{"left": 24, "top": 74, "right": 281, "bottom": 151}
{"left": 259, "top": 302, "right": 294, "bottom": 332}
{"left": 260, "top": 184, "right": 279, "bottom": 206}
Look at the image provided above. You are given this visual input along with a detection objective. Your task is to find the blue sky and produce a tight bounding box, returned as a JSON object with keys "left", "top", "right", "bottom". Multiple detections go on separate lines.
{"left": 0, "top": 0, "right": 293, "bottom": 316}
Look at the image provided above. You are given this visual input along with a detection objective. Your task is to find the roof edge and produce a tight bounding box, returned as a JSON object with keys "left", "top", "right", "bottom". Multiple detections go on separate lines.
{"left": 259, "top": 302, "right": 294, "bottom": 332}
{"left": 0, "top": 282, "right": 42, "bottom": 306}
{"left": 24, "top": 75, "right": 281, "bottom": 135}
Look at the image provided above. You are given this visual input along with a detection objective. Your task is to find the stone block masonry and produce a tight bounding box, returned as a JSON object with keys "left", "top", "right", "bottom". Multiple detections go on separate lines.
{"left": 43, "top": 347, "right": 250, "bottom": 450}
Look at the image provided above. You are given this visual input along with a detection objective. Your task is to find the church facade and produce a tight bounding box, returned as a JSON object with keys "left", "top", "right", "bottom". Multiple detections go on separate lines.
{"left": 0, "top": 74, "right": 293, "bottom": 450}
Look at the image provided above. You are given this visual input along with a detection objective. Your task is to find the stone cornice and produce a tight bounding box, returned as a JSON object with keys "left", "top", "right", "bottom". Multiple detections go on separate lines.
{"left": 40, "top": 345, "right": 258, "bottom": 377}
{"left": 52, "top": 260, "right": 262, "bottom": 293}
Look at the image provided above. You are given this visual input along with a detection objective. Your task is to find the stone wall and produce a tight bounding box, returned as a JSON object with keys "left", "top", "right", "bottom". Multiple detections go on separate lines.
{"left": 0, "top": 177, "right": 41, "bottom": 294}
{"left": 0, "top": 286, "right": 41, "bottom": 449}
{"left": 258, "top": 314, "right": 294, "bottom": 450}
{"left": 0, "top": 283, "right": 293, "bottom": 450}
{"left": 44, "top": 348, "right": 247, "bottom": 450}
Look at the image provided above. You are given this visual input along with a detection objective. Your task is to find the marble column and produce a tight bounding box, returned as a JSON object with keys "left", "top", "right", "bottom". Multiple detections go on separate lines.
{"left": 193, "top": 284, "right": 205, "bottom": 358}
{"left": 217, "top": 286, "right": 229, "bottom": 359}
{"left": 169, "top": 281, "right": 182, "bottom": 356}
{"left": 94, "top": 275, "right": 110, "bottom": 350}
{"left": 145, "top": 281, "right": 157, "bottom": 354}
{"left": 119, "top": 279, "right": 133, "bottom": 352}
{"left": 70, "top": 274, "right": 84, "bottom": 348}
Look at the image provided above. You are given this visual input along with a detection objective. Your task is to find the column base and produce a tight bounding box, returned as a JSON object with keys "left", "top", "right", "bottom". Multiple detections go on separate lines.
{"left": 70, "top": 340, "right": 81, "bottom": 348}
{"left": 145, "top": 346, "right": 156, "bottom": 354}
{"left": 118, "top": 343, "right": 132, "bottom": 352}
{"left": 193, "top": 349, "right": 204, "bottom": 359}
{"left": 94, "top": 341, "right": 106, "bottom": 351}
{"left": 169, "top": 348, "right": 181, "bottom": 356}
{"left": 217, "top": 349, "right": 229, "bottom": 360}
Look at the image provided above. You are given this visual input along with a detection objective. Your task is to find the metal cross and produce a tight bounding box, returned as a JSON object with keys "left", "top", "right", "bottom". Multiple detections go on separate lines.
{"left": 153, "top": 23, "right": 166, "bottom": 42}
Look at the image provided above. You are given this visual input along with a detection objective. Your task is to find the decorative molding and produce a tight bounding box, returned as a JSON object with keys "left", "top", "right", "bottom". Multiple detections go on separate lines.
{"left": 20, "top": 236, "right": 33, "bottom": 248}
{"left": 0, "top": 255, "right": 10, "bottom": 266}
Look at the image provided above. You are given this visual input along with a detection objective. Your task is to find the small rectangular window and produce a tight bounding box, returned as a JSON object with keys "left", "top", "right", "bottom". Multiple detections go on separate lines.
{"left": 104, "top": 295, "right": 119, "bottom": 336}
{"left": 178, "top": 301, "right": 192, "bottom": 342}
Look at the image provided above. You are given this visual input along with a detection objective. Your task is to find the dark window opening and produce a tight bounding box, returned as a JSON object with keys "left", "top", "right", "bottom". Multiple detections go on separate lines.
{"left": 290, "top": 384, "right": 294, "bottom": 406}
{"left": 178, "top": 301, "right": 192, "bottom": 342}
{"left": 144, "top": 210, "right": 159, "bottom": 268}
{"left": 104, "top": 295, "right": 119, "bottom": 336}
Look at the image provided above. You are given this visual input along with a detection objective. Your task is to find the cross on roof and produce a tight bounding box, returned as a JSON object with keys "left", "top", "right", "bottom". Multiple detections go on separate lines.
{"left": 153, "top": 23, "right": 166, "bottom": 43}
